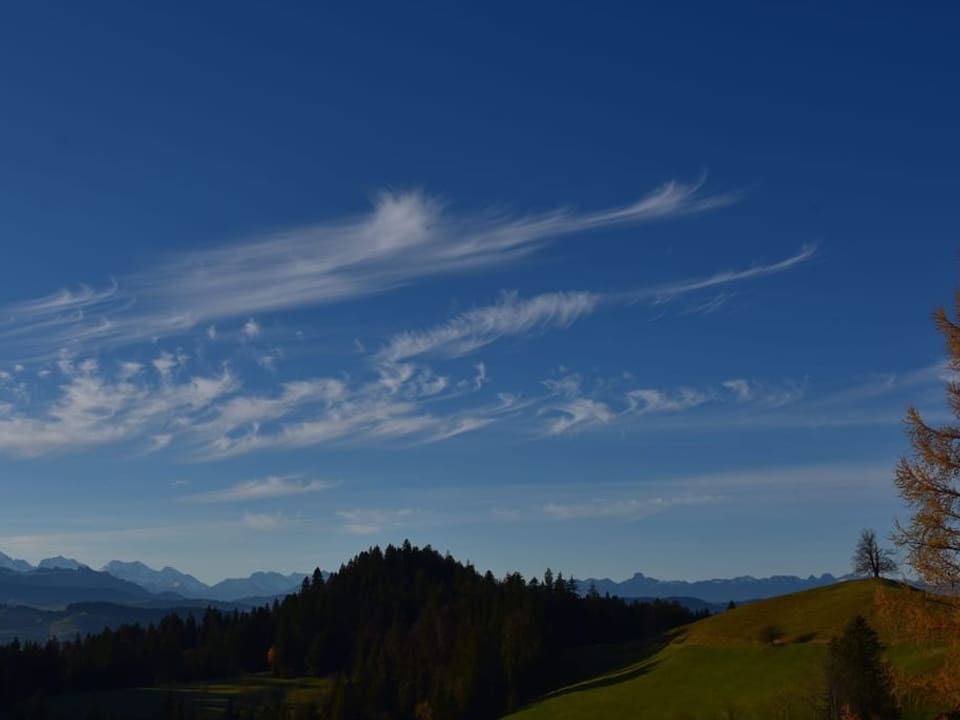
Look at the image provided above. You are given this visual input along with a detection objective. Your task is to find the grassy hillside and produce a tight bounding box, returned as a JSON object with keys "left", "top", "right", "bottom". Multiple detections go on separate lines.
{"left": 30, "top": 676, "right": 331, "bottom": 720}
{"left": 506, "top": 579, "right": 948, "bottom": 720}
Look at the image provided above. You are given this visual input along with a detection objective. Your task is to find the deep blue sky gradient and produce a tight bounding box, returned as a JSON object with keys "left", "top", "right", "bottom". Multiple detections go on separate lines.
{"left": 0, "top": 2, "right": 957, "bottom": 582}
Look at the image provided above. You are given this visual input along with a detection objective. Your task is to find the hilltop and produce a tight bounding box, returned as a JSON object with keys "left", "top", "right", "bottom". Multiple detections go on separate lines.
{"left": 508, "top": 579, "right": 949, "bottom": 720}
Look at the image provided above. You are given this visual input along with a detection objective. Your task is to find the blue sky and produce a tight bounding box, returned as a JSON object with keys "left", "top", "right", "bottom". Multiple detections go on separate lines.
{"left": 0, "top": 2, "right": 957, "bottom": 583}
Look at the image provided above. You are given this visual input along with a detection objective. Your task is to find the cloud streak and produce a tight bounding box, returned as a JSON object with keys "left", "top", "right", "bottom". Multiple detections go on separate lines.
{"left": 379, "top": 290, "right": 600, "bottom": 362}
{"left": 541, "top": 493, "right": 722, "bottom": 520}
{"left": 0, "top": 179, "right": 736, "bottom": 362}
{"left": 336, "top": 508, "right": 416, "bottom": 536}
{"left": 186, "top": 475, "right": 337, "bottom": 503}
{"left": 377, "top": 245, "right": 815, "bottom": 362}
{"left": 630, "top": 243, "right": 817, "bottom": 304}
{"left": 537, "top": 372, "right": 807, "bottom": 436}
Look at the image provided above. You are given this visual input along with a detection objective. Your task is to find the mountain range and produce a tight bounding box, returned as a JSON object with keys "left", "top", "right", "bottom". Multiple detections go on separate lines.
{"left": 0, "top": 551, "right": 34, "bottom": 573}
{"left": 0, "top": 551, "right": 309, "bottom": 605}
{"left": 578, "top": 571, "right": 850, "bottom": 603}
{"left": 0, "top": 566, "right": 153, "bottom": 608}
{"left": 101, "top": 560, "right": 309, "bottom": 602}
{"left": 4, "top": 548, "right": 852, "bottom": 609}
{"left": 0, "top": 548, "right": 866, "bottom": 648}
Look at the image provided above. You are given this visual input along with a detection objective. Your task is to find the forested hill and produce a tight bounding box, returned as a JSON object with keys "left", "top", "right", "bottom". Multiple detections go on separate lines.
{"left": 0, "top": 542, "right": 699, "bottom": 719}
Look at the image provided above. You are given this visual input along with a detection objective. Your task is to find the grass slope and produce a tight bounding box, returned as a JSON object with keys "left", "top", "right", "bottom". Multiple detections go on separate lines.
{"left": 507, "top": 579, "right": 946, "bottom": 720}
{"left": 34, "top": 676, "right": 330, "bottom": 720}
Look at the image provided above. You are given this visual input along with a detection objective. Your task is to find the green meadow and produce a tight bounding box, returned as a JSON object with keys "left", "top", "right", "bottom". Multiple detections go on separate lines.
{"left": 506, "top": 579, "right": 946, "bottom": 720}
{"left": 38, "top": 676, "right": 330, "bottom": 720}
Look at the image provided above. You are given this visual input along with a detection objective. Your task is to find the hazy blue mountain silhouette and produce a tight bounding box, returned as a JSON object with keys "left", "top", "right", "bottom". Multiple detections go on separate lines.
{"left": 0, "top": 551, "right": 33, "bottom": 573}
{"left": 102, "top": 560, "right": 210, "bottom": 597}
{"left": 578, "top": 571, "right": 848, "bottom": 603}
{"left": 0, "top": 567, "right": 153, "bottom": 608}
{"left": 0, "top": 548, "right": 314, "bottom": 605}
{"left": 103, "top": 560, "right": 309, "bottom": 601}
{"left": 207, "top": 571, "right": 309, "bottom": 601}
{"left": 38, "top": 556, "right": 89, "bottom": 571}
{"left": 1, "top": 547, "right": 847, "bottom": 609}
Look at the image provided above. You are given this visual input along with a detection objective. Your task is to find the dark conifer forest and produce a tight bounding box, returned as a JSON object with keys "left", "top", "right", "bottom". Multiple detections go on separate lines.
{"left": 0, "top": 542, "right": 697, "bottom": 719}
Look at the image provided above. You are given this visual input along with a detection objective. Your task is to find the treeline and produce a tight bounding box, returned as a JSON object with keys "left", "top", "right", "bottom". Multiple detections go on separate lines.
{"left": 0, "top": 542, "right": 699, "bottom": 719}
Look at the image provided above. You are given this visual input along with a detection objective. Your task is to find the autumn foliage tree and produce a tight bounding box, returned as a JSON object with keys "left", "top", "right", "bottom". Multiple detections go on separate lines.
{"left": 891, "top": 283, "right": 960, "bottom": 709}
{"left": 895, "top": 299, "right": 960, "bottom": 590}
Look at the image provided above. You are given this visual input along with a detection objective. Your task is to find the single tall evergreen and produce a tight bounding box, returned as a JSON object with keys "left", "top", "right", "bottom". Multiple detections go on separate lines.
{"left": 823, "top": 615, "right": 899, "bottom": 720}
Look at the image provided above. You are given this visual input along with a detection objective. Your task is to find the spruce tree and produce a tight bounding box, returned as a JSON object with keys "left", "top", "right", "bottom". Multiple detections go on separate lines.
{"left": 823, "top": 615, "right": 899, "bottom": 720}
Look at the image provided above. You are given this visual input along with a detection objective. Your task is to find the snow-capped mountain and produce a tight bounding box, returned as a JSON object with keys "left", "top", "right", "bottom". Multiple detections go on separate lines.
{"left": 0, "top": 551, "right": 33, "bottom": 573}
{"left": 38, "top": 556, "right": 89, "bottom": 571}
{"left": 102, "top": 560, "right": 210, "bottom": 598}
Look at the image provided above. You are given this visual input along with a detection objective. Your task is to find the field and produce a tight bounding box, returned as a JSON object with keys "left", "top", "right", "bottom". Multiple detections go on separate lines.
{"left": 35, "top": 675, "right": 330, "bottom": 720}
{"left": 506, "top": 579, "right": 948, "bottom": 720}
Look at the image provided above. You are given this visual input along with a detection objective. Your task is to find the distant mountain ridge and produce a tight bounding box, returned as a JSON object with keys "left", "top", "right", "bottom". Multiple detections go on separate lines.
{"left": 103, "top": 561, "right": 309, "bottom": 602}
{"left": 4, "top": 547, "right": 847, "bottom": 607}
{"left": 0, "top": 566, "right": 153, "bottom": 608}
{"left": 0, "top": 551, "right": 32, "bottom": 573}
{"left": 0, "top": 550, "right": 311, "bottom": 605}
{"left": 38, "top": 556, "right": 89, "bottom": 571}
{"left": 102, "top": 560, "right": 211, "bottom": 598}
{"left": 578, "top": 571, "right": 851, "bottom": 603}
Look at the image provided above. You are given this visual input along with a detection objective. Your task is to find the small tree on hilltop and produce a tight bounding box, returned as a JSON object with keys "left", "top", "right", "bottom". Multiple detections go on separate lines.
{"left": 852, "top": 529, "right": 897, "bottom": 579}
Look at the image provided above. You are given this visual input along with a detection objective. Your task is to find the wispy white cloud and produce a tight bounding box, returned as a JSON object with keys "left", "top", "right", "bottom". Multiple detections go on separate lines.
{"left": 539, "top": 374, "right": 615, "bottom": 435}
{"left": 336, "top": 508, "right": 415, "bottom": 535}
{"left": 242, "top": 512, "right": 285, "bottom": 531}
{"left": 196, "top": 362, "right": 530, "bottom": 459}
{"left": 377, "top": 245, "right": 816, "bottom": 362}
{"left": 665, "top": 461, "right": 899, "bottom": 498}
{"left": 0, "top": 360, "right": 236, "bottom": 456}
{"left": 682, "top": 292, "right": 731, "bottom": 316}
{"left": 187, "top": 475, "right": 337, "bottom": 503}
{"left": 626, "top": 388, "right": 709, "bottom": 414}
{"left": 243, "top": 319, "right": 261, "bottom": 339}
{"left": 0, "top": 345, "right": 523, "bottom": 459}
{"left": 541, "top": 493, "right": 722, "bottom": 520}
{"left": 537, "top": 372, "right": 808, "bottom": 436}
{"left": 541, "top": 373, "right": 706, "bottom": 435}
{"left": 150, "top": 434, "right": 174, "bottom": 451}
{"left": 473, "top": 362, "right": 488, "bottom": 389}
{"left": 634, "top": 243, "right": 818, "bottom": 304}
{"left": 722, "top": 378, "right": 753, "bottom": 402}
{"left": 257, "top": 348, "right": 282, "bottom": 371}
{"left": 0, "top": 180, "right": 735, "bottom": 361}
{"left": 721, "top": 378, "right": 804, "bottom": 407}
{"left": 543, "top": 398, "right": 615, "bottom": 435}
{"left": 378, "top": 291, "right": 600, "bottom": 362}
{"left": 152, "top": 351, "right": 185, "bottom": 381}
{"left": 492, "top": 460, "right": 897, "bottom": 527}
